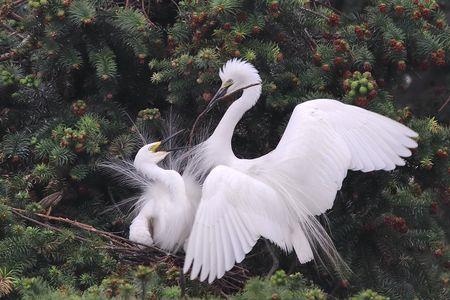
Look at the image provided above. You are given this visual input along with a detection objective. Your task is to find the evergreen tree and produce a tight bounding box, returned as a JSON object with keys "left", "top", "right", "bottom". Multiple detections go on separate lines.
{"left": 0, "top": 0, "right": 449, "bottom": 299}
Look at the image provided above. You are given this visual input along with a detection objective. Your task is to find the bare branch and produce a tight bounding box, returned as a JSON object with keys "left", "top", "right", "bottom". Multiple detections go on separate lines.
{"left": 438, "top": 95, "right": 450, "bottom": 114}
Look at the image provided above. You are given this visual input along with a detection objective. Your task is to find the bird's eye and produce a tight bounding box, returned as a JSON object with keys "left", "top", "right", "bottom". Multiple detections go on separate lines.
{"left": 223, "top": 80, "right": 233, "bottom": 88}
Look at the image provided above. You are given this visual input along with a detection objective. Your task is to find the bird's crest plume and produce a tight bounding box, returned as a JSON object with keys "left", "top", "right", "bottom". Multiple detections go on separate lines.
{"left": 219, "top": 58, "right": 261, "bottom": 84}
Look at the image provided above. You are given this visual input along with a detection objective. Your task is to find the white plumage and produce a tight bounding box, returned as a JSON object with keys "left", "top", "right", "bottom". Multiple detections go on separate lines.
{"left": 129, "top": 143, "right": 201, "bottom": 251}
{"left": 102, "top": 138, "right": 202, "bottom": 253}
{"left": 183, "top": 59, "right": 418, "bottom": 283}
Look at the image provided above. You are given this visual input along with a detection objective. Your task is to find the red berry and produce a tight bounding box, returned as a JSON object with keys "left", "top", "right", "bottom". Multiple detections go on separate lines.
{"left": 234, "top": 33, "right": 244, "bottom": 43}
{"left": 343, "top": 70, "right": 352, "bottom": 79}
{"left": 394, "top": 5, "right": 405, "bottom": 15}
{"left": 368, "top": 90, "right": 378, "bottom": 100}
{"left": 436, "top": 19, "right": 445, "bottom": 29}
{"left": 333, "top": 56, "right": 344, "bottom": 65}
{"left": 412, "top": 10, "right": 421, "bottom": 20}
{"left": 436, "top": 149, "right": 448, "bottom": 158}
{"left": 74, "top": 143, "right": 84, "bottom": 153}
{"left": 355, "top": 97, "right": 368, "bottom": 107}
{"left": 327, "top": 13, "right": 340, "bottom": 27}
{"left": 252, "top": 25, "right": 261, "bottom": 34}
{"left": 363, "top": 62, "right": 372, "bottom": 71}
{"left": 270, "top": 1, "right": 279, "bottom": 11}
{"left": 435, "top": 248, "right": 443, "bottom": 257}
{"left": 339, "top": 279, "right": 350, "bottom": 288}
{"left": 397, "top": 60, "right": 406, "bottom": 72}
{"left": 313, "top": 53, "right": 322, "bottom": 64}
{"left": 355, "top": 25, "right": 364, "bottom": 38}
{"left": 378, "top": 3, "right": 387, "bottom": 13}
{"left": 421, "top": 8, "right": 430, "bottom": 18}
{"left": 431, "top": 202, "right": 438, "bottom": 214}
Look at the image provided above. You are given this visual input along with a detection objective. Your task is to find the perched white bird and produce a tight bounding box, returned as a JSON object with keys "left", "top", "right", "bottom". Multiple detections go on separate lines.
{"left": 183, "top": 59, "right": 418, "bottom": 283}
{"left": 102, "top": 132, "right": 202, "bottom": 253}
{"left": 128, "top": 141, "right": 201, "bottom": 251}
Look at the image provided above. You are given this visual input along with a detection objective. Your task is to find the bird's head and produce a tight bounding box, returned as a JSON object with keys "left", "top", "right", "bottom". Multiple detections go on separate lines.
{"left": 133, "top": 141, "right": 169, "bottom": 168}
{"left": 133, "top": 129, "right": 186, "bottom": 168}
{"left": 206, "top": 59, "right": 262, "bottom": 111}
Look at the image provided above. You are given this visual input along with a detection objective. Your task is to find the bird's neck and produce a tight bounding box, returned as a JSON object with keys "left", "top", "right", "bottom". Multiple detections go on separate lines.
{"left": 137, "top": 163, "right": 186, "bottom": 201}
{"left": 208, "top": 86, "right": 261, "bottom": 162}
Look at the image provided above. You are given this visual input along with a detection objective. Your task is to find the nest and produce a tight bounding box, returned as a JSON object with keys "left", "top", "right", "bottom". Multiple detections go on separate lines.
{"left": 10, "top": 207, "right": 250, "bottom": 295}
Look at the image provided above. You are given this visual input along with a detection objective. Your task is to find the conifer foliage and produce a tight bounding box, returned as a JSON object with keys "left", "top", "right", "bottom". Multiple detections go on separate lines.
{"left": 0, "top": 0, "right": 450, "bottom": 299}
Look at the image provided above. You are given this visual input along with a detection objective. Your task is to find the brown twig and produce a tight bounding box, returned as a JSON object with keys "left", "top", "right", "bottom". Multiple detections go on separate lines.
{"left": 139, "top": 0, "right": 155, "bottom": 27}
{"left": 10, "top": 206, "right": 250, "bottom": 293}
{"left": 10, "top": 209, "right": 91, "bottom": 243}
{"left": 438, "top": 95, "right": 450, "bottom": 114}
{"left": 0, "top": 51, "right": 16, "bottom": 62}
{"left": 12, "top": 0, "right": 26, "bottom": 5}
{"left": 10, "top": 206, "right": 174, "bottom": 256}
{"left": 303, "top": 29, "right": 317, "bottom": 52}
{"left": 9, "top": 12, "right": 23, "bottom": 21}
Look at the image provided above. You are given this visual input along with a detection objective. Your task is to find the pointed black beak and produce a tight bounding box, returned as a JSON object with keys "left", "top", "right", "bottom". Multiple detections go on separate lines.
{"left": 159, "top": 129, "right": 185, "bottom": 148}
{"left": 205, "top": 86, "right": 228, "bottom": 113}
{"left": 164, "top": 146, "right": 191, "bottom": 152}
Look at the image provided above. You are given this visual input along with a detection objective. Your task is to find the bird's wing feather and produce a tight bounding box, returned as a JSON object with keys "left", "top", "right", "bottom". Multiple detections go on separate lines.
{"left": 255, "top": 99, "right": 418, "bottom": 217}
{"left": 183, "top": 165, "right": 293, "bottom": 283}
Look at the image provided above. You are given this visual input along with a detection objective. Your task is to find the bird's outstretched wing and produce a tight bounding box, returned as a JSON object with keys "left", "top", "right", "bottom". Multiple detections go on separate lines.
{"left": 254, "top": 99, "right": 418, "bottom": 217}
{"left": 183, "top": 165, "right": 304, "bottom": 283}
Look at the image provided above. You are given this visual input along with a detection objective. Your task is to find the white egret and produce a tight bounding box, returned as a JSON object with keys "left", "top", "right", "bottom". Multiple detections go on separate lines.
{"left": 183, "top": 59, "right": 418, "bottom": 283}
{"left": 103, "top": 130, "right": 202, "bottom": 253}
{"left": 128, "top": 140, "right": 201, "bottom": 251}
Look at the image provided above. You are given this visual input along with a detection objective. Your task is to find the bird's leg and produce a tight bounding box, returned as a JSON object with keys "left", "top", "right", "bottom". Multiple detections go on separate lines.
{"left": 264, "top": 239, "right": 279, "bottom": 278}
{"left": 178, "top": 267, "right": 186, "bottom": 297}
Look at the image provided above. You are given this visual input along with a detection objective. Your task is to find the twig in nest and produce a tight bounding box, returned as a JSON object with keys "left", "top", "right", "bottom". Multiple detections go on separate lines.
{"left": 10, "top": 206, "right": 174, "bottom": 256}
{"left": 10, "top": 206, "right": 251, "bottom": 293}
{"left": 10, "top": 209, "right": 91, "bottom": 243}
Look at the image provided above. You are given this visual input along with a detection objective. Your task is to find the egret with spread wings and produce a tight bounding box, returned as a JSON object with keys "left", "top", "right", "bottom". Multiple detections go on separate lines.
{"left": 183, "top": 59, "right": 418, "bottom": 283}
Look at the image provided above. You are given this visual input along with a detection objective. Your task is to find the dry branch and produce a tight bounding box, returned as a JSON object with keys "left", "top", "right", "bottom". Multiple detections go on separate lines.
{"left": 9, "top": 206, "right": 250, "bottom": 294}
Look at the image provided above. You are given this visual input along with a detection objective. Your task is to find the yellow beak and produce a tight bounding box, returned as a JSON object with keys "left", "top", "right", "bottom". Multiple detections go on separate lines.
{"left": 149, "top": 141, "right": 161, "bottom": 152}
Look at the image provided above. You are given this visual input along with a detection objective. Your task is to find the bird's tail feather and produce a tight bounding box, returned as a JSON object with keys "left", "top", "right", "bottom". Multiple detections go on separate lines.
{"left": 292, "top": 225, "right": 314, "bottom": 263}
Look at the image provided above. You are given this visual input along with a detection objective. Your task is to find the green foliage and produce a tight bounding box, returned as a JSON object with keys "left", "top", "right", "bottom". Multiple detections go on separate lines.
{"left": 0, "top": 0, "right": 450, "bottom": 299}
